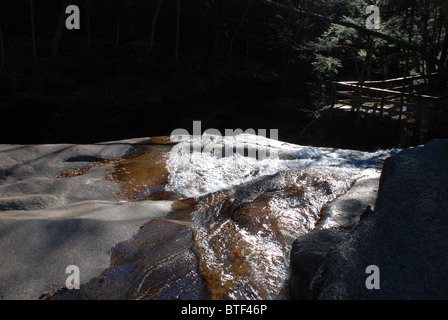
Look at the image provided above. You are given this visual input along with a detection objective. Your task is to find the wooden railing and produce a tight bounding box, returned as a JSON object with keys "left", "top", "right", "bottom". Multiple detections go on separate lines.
{"left": 331, "top": 73, "right": 448, "bottom": 123}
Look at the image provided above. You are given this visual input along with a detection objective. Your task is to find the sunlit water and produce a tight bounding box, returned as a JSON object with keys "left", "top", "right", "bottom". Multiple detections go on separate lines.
{"left": 164, "top": 134, "right": 398, "bottom": 299}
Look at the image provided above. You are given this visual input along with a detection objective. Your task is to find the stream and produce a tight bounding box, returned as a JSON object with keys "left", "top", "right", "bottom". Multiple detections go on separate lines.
{"left": 163, "top": 134, "right": 396, "bottom": 299}
{"left": 64, "top": 134, "right": 398, "bottom": 300}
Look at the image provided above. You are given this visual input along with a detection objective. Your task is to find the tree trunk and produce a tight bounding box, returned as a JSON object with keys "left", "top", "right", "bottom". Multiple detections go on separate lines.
{"left": 431, "top": 8, "right": 439, "bottom": 50}
{"left": 280, "top": 1, "right": 294, "bottom": 74}
{"left": 85, "top": 0, "right": 91, "bottom": 50}
{"left": 213, "top": 0, "right": 223, "bottom": 61}
{"left": 146, "top": 0, "right": 163, "bottom": 58}
{"left": 382, "top": 46, "right": 389, "bottom": 80}
{"left": 359, "top": 37, "right": 373, "bottom": 84}
{"left": 175, "top": 0, "right": 180, "bottom": 61}
{"left": 116, "top": 2, "right": 120, "bottom": 45}
{"left": 439, "top": 4, "right": 448, "bottom": 70}
{"left": 0, "top": 22, "right": 4, "bottom": 70}
{"left": 124, "top": 0, "right": 133, "bottom": 42}
{"left": 420, "top": 6, "right": 436, "bottom": 73}
{"left": 403, "top": 7, "right": 415, "bottom": 94}
{"left": 51, "top": 0, "right": 73, "bottom": 57}
{"left": 436, "top": 8, "right": 444, "bottom": 53}
{"left": 354, "top": 52, "right": 360, "bottom": 81}
{"left": 244, "top": 5, "right": 252, "bottom": 69}
{"left": 30, "top": 0, "right": 37, "bottom": 63}
{"left": 227, "top": 3, "right": 251, "bottom": 67}
{"left": 366, "top": 41, "right": 374, "bottom": 82}
{"left": 279, "top": 21, "right": 304, "bottom": 97}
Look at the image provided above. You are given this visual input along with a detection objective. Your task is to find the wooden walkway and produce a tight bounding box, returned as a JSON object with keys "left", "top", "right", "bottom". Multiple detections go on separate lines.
{"left": 331, "top": 73, "right": 448, "bottom": 126}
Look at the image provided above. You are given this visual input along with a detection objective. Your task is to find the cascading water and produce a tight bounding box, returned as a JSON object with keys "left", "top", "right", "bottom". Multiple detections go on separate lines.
{"left": 57, "top": 134, "right": 399, "bottom": 300}
{"left": 165, "top": 134, "right": 398, "bottom": 299}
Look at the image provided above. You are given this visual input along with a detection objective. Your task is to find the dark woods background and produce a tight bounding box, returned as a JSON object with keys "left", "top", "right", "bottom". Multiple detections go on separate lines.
{"left": 0, "top": 0, "right": 447, "bottom": 148}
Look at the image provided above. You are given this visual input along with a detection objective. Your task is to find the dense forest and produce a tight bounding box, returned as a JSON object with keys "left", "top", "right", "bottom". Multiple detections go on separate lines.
{"left": 0, "top": 0, "right": 447, "bottom": 147}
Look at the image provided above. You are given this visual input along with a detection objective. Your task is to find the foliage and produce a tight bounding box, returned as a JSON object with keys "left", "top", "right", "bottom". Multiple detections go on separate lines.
{"left": 302, "top": 0, "right": 447, "bottom": 108}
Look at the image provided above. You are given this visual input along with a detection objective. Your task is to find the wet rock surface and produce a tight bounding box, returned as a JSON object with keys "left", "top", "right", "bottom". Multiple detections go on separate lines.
{"left": 0, "top": 134, "right": 399, "bottom": 300}
{"left": 54, "top": 219, "right": 210, "bottom": 300}
{"left": 318, "top": 175, "right": 380, "bottom": 229}
{"left": 191, "top": 170, "right": 358, "bottom": 299}
{"left": 111, "top": 136, "right": 179, "bottom": 201}
{"left": 290, "top": 139, "right": 448, "bottom": 300}
{"left": 289, "top": 173, "right": 380, "bottom": 299}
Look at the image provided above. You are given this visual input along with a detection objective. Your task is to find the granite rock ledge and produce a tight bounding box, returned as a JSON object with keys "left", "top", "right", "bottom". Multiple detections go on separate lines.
{"left": 290, "top": 139, "right": 448, "bottom": 300}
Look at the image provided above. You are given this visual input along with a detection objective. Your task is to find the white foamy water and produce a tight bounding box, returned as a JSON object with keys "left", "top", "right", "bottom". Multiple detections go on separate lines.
{"left": 165, "top": 134, "right": 399, "bottom": 299}
{"left": 166, "top": 133, "right": 398, "bottom": 198}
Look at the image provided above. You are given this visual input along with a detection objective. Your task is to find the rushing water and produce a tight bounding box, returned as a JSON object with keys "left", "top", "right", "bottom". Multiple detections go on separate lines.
{"left": 161, "top": 134, "right": 398, "bottom": 299}
{"left": 52, "top": 134, "right": 398, "bottom": 300}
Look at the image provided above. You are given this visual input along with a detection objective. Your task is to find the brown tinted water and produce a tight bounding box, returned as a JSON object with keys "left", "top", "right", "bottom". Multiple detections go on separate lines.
{"left": 190, "top": 170, "right": 341, "bottom": 299}
{"left": 110, "top": 136, "right": 181, "bottom": 201}
{"left": 56, "top": 137, "right": 357, "bottom": 300}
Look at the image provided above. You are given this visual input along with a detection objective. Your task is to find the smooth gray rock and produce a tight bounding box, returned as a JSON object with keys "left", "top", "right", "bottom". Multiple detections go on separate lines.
{"left": 0, "top": 138, "right": 150, "bottom": 211}
{"left": 0, "top": 137, "right": 180, "bottom": 300}
{"left": 0, "top": 138, "right": 148, "bottom": 185}
{"left": 289, "top": 228, "right": 351, "bottom": 299}
{"left": 310, "top": 139, "right": 448, "bottom": 299}
{"left": 0, "top": 200, "right": 173, "bottom": 300}
{"left": 0, "top": 194, "right": 63, "bottom": 211}
{"left": 319, "top": 173, "right": 381, "bottom": 229}
{"left": 0, "top": 167, "right": 122, "bottom": 211}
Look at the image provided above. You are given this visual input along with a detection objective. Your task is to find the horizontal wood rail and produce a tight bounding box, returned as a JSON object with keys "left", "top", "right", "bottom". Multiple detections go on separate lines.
{"left": 331, "top": 73, "right": 448, "bottom": 125}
